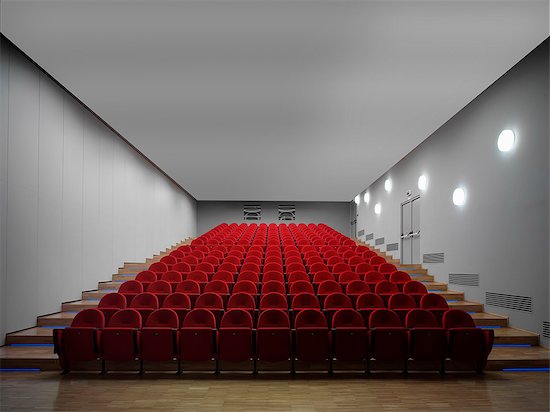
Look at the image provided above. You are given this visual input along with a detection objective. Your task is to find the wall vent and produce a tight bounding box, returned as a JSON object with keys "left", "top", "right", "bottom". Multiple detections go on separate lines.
{"left": 375, "top": 237, "right": 385, "bottom": 246}
{"left": 543, "top": 322, "right": 550, "bottom": 339}
{"left": 365, "top": 233, "right": 374, "bottom": 241}
{"left": 423, "top": 253, "right": 445, "bottom": 263}
{"left": 485, "top": 292, "right": 532, "bottom": 313}
{"left": 243, "top": 204, "right": 261, "bottom": 221}
{"left": 449, "top": 273, "right": 480, "bottom": 287}
{"left": 357, "top": 229, "right": 365, "bottom": 237}
{"left": 277, "top": 204, "right": 296, "bottom": 221}
{"left": 386, "top": 243, "right": 399, "bottom": 251}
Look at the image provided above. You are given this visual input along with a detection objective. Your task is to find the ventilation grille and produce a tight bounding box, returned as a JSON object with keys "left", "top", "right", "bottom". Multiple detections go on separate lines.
{"left": 365, "top": 233, "right": 374, "bottom": 241}
{"left": 485, "top": 292, "right": 532, "bottom": 312}
{"left": 449, "top": 273, "right": 479, "bottom": 287}
{"left": 543, "top": 322, "right": 550, "bottom": 339}
{"left": 358, "top": 229, "right": 365, "bottom": 237}
{"left": 423, "top": 253, "right": 445, "bottom": 263}
{"left": 243, "top": 204, "right": 261, "bottom": 221}
{"left": 277, "top": 205, "right": 295, "bottom": 221}
{"left": 386, "top": 243, "right": 399, "bottom": 251}
{"left": 375, "top": 237, "right": 385, "bottom": 246}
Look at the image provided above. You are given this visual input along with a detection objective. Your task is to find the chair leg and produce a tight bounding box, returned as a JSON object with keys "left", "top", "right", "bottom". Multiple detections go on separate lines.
{"left": 100, "top": 360, "right": 106, "bottom": 375}
{"left": 253, "top": 358, "right": 258, "bottom": 375}
{"left": 291, "top": 357, "right": 296, "bottom": 375}
{"left": 177, "top": 359, "right": 182, "bottom": 375}
{"left": 215, "top": 359, "right": 220, "bottom": 375}
{"left": 329, "top": 357, "right": 334, "bottom": 375}
{"left": 440, "top": 359, "right": 446, "bottom": 374}
{"left": 138, "top": 359, "right": 144, "bottom": 375}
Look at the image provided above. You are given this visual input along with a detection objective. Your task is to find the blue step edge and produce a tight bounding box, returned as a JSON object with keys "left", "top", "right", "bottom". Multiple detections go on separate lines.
{"left": 446, "top": 300, "right": 459, "bottom": 302}
{"left": 477, "top": 325, "right": 502, "bottom": 329}
{"left": 0, "top": 368, "right": 41, "bottom": 372}
{"left": 493, "top": 344, "right": 532, "bottom": 347}
{"left": 120, "top": 274, "right": 136, "bottom": 276}
{"left": 39, "top": 326, "right": 68, "bottom": 329}
{"left": 502, "top": 368, "right": 550, "bottom": 372}
{"left": 10, "top": 343, "right": 54, "bottom": 347}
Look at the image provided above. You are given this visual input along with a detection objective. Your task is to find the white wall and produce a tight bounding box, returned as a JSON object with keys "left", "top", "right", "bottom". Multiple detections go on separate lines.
{"left": 0, "top": 37, "right": 197, "bottom": 344}
{"left": 198, "top": 201, "right": 350, "bottom": 235}
{"left": 355, "top": 40, "right": 549, "bottom": 344}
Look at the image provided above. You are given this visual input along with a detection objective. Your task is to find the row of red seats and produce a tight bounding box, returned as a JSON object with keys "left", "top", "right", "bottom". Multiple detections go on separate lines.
{"left": 54, "top": 307, "right": 492, "bottom": 374}
{"left": 98, "top": 291, "right": 450, "bottom": 327}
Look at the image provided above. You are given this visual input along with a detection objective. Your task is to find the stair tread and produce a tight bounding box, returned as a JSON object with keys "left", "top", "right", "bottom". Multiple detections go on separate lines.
{"left": 7, "top": 327, "right": 54, "bottom": 338}
{"left": 494, "top": 327, "right": 539, "bottom": 338}
{"left": 471, "top": 312, "right": 508, "bottom": 320}
{"left": 39, "top": 312, "right": 77, "bottom": 321}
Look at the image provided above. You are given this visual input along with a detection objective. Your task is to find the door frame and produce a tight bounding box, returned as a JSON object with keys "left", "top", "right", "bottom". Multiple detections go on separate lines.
{"left": 400, "top": 195, "right": 420, "bottom": 263}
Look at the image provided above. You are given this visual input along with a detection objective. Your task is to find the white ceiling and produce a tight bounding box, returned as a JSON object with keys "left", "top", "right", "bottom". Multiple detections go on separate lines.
{"left": 2, "top": 1, "right": 548, "bottom": 201}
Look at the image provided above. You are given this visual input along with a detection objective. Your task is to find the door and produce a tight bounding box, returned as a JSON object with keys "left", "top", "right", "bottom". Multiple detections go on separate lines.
{"left": 401, "top": 196, "right": 420, "bottom": 264}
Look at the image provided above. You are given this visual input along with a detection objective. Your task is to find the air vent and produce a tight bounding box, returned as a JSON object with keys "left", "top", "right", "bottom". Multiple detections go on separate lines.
{"left": 485, "top": 292, "right": 532, "bottom": 313}
{"left": 386, "top": 243, "right": 399, "bottom": 251}
{"left": 375, "top": 237, "right": 385, "bottom": 246}
{"left": 243, "top": 204, "right": 261, "bottom": 221}
{"left": 358, "top": 229, "right": 365, "bottom": 237}
{"left": 277, "top": 204, "right": 295, "bottom": 221}
{"left": 543, "top": 322, "right": 550, "bottom": 339}
{"left": 423, "top": 253, "right": 445, "bottom": 263}
{"left": 449, "top": 273, "right": 479, "bottom": 287}
{"left": 365, "top": 233, "right": 374, "bottom": 241}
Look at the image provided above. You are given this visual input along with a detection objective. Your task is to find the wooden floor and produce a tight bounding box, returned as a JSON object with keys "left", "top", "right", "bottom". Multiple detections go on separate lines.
{"left": 0, "top": 371, "right": 548, "bottom": 411}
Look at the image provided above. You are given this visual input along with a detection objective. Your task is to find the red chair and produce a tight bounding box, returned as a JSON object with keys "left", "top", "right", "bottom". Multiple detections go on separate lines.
{"left": 346, "top": 280, "right": 370, "bottom": 306}
{"left": 187, "top": 270, "right": 209, "bottom": 291}
{"left": 182, "top": 255, "right": 199, "bottom": 268}
{"left": 162, "top": 293, "right": 191, "bottom": 327}
{"left": 323, "top": 292, "right": 353, "bottom": 325}
{"left": 218, "top": 262, "right": 238, "bottom": 274}
{"left": 356, "top": 293, "right": 385, "bottom": 326}
{"left": 172, "top": 262, "right": 192, "bottom": 275}
{"left": 204, "top": 280, "right": 230, "bottom": 306}
{"left": 294, "top": 309, "right": 330, "bottom": 371}
{"left": 241, "top": 263, "right": 260, "bottom": 273}
{"left": 161, "top": 271, "right": 183, "bottom": 292}
{"left": 338, "top": 271, "right": 360, "bottom": 285}
{"left": 98, "top": 292, "right": 126, "bottom": 324}
{"left": 211, "top": 270, "right": 235, "bottom": 287}
{"left": 237, "top": 271, "right": 260, "bottom": 284}
{"left": 309, "top": 262, "right": 329, "bottom": 274}
{"left": 389, "top": 271, "right": 412, "bottom": 291}
{"left": 406, "top": 309, "right": 447, "bottom": 372}
{"left": 196, "top": 262, "right": 215, "bottom": 277}
{"left": 331, "top": 309, "right": 368, "bottom": 367}
{"left": 140, "top": 309, "right": 179, "bottom": 372}
{"left": 129, "top": 292, "right": 159, "bottom": 323}
{"left": 135, "top": 270, "right": 157, "bottom": 291}
{"left": 332, "top": 263, "right": 352, "bottom": 276}
{"left": 227, "top": 292, "right": 256, "bottom": 316}
{"left": 261, "top": 280, "right": 286, "bottom": 296}
{"left": 364, "top": 271, "right": 385, "bottom": 290}
{"left": 233, "top": 280, "right": 258, "bottom": 296}
{"left": 100, "top": 309, "right": 142, "bottom": 373}
{"left": 317, "top": 280, "right": 342, "bottom": 306}
{"left": 374, "top": 280, "right": 399, "bottom": 306}
{"left": 289, "top": 280, "right": 314, "bottom": 296}
{"left": 179, "top": 309, "right": 217, "bottom": 371}
{"left": 312, "top": 272, "right": 335, "bottom": 291}
{"left": 368, "top": 256, "right": 386, "bottom": 270}
{"left": 54, "top": 309, "right": 105, "bottom": 373}
{"left": 288, "top": 272, "right": 310, "bottom": 284}
{"left": 175, "top": 280, "right": 201, "bottom": 307}
{"left": 262, "top": 270, "right": 285, "bottom": 283}
{"left": 291, "top": 293, "right": 320, "bottom": 324}
{"left": 443, "top": 310, "right": 494, "bottom": 373}
{"left": 222, "top": 256, "right": 241, "bottom": 267}
{"left": 147, "top": 280, "right": 172, "bottom": 306}
{"left": 118, "top": 280, "right": 143, "bottom": 306}
{"left": 388, "top": 293, "right": 417, "bottom": 325}
{"left": 286, "top": 263, "right": 306, "bottom": 274}
{"left": 256, "top": 309, "right": 291, "bottom": 368}
{"left": 368, "top": 309, "right": 408, "bottom": 372}
{"left": 149, "top": 262, "right": 168, "bottom": 275}
{"left": 420, "top": 293, "right": 449, "bottom": 325}
{"left": 403, "top": 281, "right": 428, "bottom": 306}
{"left": 195, "top": 293, "right": 224, "bottom": 325}
{"left": 217, "top": 309, "right": 254, "bottom": 370}
{"left": 355, "top": 263, "right": 374, "bottom": 276}
{"left": 379, "top": 263, "right": 397, "bottom": 278}
{"left": 260, "top": 293, "right": 288, "bottom": 312}
{"left": 160, "top": 255, "right": 178, "bottom": 269}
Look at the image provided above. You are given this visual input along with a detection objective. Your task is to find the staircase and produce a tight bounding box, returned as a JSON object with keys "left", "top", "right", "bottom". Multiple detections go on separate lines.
{"left": 1, "top": 237, "right": 547, "bottom": 371}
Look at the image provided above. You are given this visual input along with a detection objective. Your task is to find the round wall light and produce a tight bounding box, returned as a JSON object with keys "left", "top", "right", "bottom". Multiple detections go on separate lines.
{"left": 374, "top": 203, "right": 381, "bottom": 215}
{"left": 418, "top": 175, "right": 428, "bottom": 191}
{"left": 354, "top": 194, "right": 360, "bottom": 205}
{"left": 452, "top": 187, "right": 466, "bottom": 206}
{"left": 384, "top": 178, "right": 392, "bottom": 192}
{"left": 498, "top": 129, "right": 515, "bottom": 152}
{"left": 364, "top": 192, "right": 370, "bottom": 204}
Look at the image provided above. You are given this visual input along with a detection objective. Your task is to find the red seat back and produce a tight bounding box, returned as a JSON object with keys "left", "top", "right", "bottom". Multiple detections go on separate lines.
{"left": 145, "top": 308, "right": 178, "bottom": 328}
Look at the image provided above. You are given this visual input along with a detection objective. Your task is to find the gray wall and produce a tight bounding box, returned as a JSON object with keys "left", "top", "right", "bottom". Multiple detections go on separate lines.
{"left": 0, "top": 38, "right": 197, "bottom": 344}
{"left": 355, "top": 40, "right": 549, "bottom": 345}
{"left": 198, "top": 201, "right": 350, "bottom": 235}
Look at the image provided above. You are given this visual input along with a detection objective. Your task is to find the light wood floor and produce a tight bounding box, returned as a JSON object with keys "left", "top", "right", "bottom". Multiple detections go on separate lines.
{"left": 1, "top": 371, "right": 548, "bottom": 411}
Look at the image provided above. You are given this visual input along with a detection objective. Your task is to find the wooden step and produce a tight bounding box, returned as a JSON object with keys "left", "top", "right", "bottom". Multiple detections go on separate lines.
{"left": 448, "top": 300, "right": 484, "bottom": 312}
{"left": 424, "top": 282, "right": 447, "bottom": 291}
{"left": 113, "top": 273, "right": 137, "bottom": 281}
{"left": 486, "top": 345, "right": 549, "bottom": 370}
{"left": 62, "top": 300, "right": 99, "bottom": 312}
{"left": 436, "top": 291, "right": 464, "bottom": 301}
{"left": 409, "top": 274, "right": 434, "bottom": 282}
{"left": 82, "top": 290, "right": 113, "bottom": 300}
{"left": 398, "top": 268, "right": 428, "bottom": 275}
{"left": 37, "top": 312, "right": 77, "bottom": 327}
{"left": 5, "top": 327, "right": 54, "bottom": 344}
{"left": 493, "top": 327, "right": 540, "bottom": 345}
{"left": 471, "top": 312, "right": 509, "bottom": 327}
{"left": 98, "top": 281, "right": 124, "bottom": 290}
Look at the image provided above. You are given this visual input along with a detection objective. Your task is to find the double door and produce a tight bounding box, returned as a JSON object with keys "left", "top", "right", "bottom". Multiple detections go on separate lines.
{"left": 401, "top": 196, "right": 420, "bottom": 264}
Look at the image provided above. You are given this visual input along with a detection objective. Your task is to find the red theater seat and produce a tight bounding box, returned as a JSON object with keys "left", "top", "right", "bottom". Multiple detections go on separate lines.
{"left": 364, "top": 271, "right": 385, "bottom": 290}
{"left": 260, "top": 293, "right": 288, "bottom": 312}
{"left": 378, "top": 263, "right": 397, "bottom": 277}
{"left": 368, "top": 309, "right": 408, "bottom": 372}
{"left": 406, "top": 309, "right": 447, "bottom": 372}
{"left": 162, "top": 293, "right": 191, "bottom": 327}
{"left": 140, "top": 309, "right": 179, "bottom": 372}
{"left": 101, "top": 309, "right": 142, "bottom": 372}
{"left": 374, "top": 281, "right": 399, "bottom": 306}
{"left": 420, "top": 293, "right": 449, "bottom": 325}
{"left": 204, "top": 280, "right": 230, "bottom": 305}
{"left": 389, "top": 271, "right": 412, "bottom": 291}
{"left": 332, "top": 309, "right": 368, "bottom": 366}
{"left": 256, "top": 309, "right": 291, "bottom": 367}
{"left": 294, "top": 309, "right": 330, "bottom": 370}
{"left": 218, "top": 309, "right": 254, "bottom": 368}
{"left": 195, "top": 293, "right": 224, "bottom": 325}
{"left": 346, "top": 280, "right": 370, "bottom": 306}
{"left": 233, "top": 280, "right": 258, "bottom": 296}
{"left": 227, "top": 292, "right": 256, "bottom": 316}
{"left": 388, "top": 293, "right": 417, "bottom": 325}
{"left": 130, "top": 292, "right": 159, "bottom": 323}
{"left": 98, "top": 292, "right": 126, "bottom": 324}
{"left": 147, "top": 280, "right": 172, "bottom": 306}
{"left": 261, "top": 280, "right": 286, "bottom": 296}
{"left": 289, "top": 280, "right": 314, "bottom": 296}
{"left": 175, "top": 280, "right": 201, "bottom": 307}
{"left": 135, "top": 270, "right": 157, "bottom": 291}
{"left": 179, "top": 309, "right": 218, "bottom": 369}
{"left": 160, "top": 271, "right": 183, "bottom": 292}
{"left": 403, "top": 281, "right": 429, "bottom": 306}
{"left": 118, "top": 280, "right": 144, "bottom": 306}
{"left": 323, "top": 293, "right": 353, "bottom": 323}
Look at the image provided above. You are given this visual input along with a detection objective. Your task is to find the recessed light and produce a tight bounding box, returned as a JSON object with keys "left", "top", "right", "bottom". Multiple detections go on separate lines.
{"left": 418, "top": 175, "right": 428, "bottom": 191}
{"left": 498, "top": 130, "right": 515, "bottom": 152}
{"left": 364, "top": 192, "right": 370, "bottom": 204}
{"left": 452, "top": 187, "right": 466, "bottom": 206}
{"left": 374, "top": 203, "right": 381, "bottom": 215}
{"left": 384, "top": 178, "right": 392, "bottom": 192}
{"left": 354, "top": 195, "right": 360, "bottom": 205}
